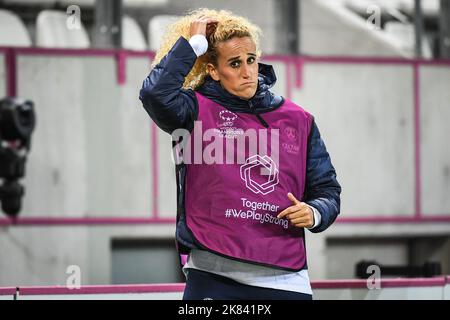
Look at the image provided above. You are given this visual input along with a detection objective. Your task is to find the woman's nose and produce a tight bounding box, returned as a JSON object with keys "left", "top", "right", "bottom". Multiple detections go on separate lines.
{"left": 241, "top": 63, "right": 251, "bottom": 78}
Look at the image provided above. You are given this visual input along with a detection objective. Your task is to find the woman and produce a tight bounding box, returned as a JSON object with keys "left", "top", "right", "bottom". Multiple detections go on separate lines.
{"left": 139, "top": 8, "right": 341, "bottom": 300}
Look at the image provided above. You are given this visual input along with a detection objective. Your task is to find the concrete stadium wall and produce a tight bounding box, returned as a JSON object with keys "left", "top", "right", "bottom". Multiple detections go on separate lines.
{"left": 0, "top": 49, "right": 179, "bottom": 286}
{"left": 0, "top": 225, "right": 90, "bottom": 287}
{"left": 9, "top": 51, "right": 179, "bottom": 219}
{"left": 16, "top": 53, "right": 153, "bottom": 218}
{"left": 1, "top": 48, "right": 450, "bottom": 286}
{"left": 292, "top": 62, "right": 415, "bottom": 217}
{"left": 0, "top": 223, "right": 176, "bottom": 287}
{"left": 420, "top": 66, "right": 450, "bottom": 216}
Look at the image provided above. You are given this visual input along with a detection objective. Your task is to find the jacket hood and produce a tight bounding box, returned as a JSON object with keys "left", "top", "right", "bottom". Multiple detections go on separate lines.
{"left": 196, "top": 63, "right": 284, "bottom": 114}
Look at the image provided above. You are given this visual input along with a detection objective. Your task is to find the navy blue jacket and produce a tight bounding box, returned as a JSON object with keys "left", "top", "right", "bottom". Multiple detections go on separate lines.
{"left": 139, "top": 37, "right": 341, "bottom": 250}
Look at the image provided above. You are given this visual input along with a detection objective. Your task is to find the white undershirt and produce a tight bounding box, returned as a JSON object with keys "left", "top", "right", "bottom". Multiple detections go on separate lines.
{"left": 189, "top": 34, "right": 209, "bottom": 57}
{"left": 183, "top": 249, "right": 313, "bottom": 295}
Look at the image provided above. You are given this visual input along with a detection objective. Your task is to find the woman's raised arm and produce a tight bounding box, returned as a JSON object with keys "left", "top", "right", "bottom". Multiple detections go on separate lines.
{"left": 139, "top": 17, "right": 217, "bottom": 134}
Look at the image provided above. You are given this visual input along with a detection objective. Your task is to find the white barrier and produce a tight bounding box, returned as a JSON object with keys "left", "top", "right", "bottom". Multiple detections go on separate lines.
{"left": 1, "top": 277, "right": 448, "bottom": 300}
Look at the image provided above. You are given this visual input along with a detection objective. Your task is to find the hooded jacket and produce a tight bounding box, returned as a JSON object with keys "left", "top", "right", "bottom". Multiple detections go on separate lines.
{"left": 139, "top": 36, "right": 341, "bottom": 258}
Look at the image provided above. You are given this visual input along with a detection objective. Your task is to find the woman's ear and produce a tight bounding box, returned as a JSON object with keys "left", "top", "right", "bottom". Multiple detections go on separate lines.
{"left": 207, "top": 63, "right": 220, "bottom": 81}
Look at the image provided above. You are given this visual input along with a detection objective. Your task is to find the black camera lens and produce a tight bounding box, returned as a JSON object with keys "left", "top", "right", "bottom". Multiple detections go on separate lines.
{"left": 0, "top": 180, "right": 24, "bottom": 217}
{"left": 0, "top": 98, "right": 36, "bottom": 144}
{"left": 0, "top": 148, "right": 26, "bottom": 179}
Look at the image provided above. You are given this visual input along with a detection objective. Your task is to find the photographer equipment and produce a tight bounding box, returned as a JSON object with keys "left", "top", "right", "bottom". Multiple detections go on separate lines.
{"left": 0, "top": 97, "right": 35, "bottom": 217}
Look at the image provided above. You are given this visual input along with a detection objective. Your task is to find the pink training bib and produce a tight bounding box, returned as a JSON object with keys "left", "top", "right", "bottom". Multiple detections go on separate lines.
{"left": 184, "top": 92, "right": 312, "bottom": 270}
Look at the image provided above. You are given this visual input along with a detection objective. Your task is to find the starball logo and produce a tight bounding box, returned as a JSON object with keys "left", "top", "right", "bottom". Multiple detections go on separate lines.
{"left": 219, "top": 110, "right": 238, "bottom": 125}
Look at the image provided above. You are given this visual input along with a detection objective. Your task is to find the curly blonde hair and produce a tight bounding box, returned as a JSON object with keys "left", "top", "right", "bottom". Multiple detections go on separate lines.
{"left": 151, "top": 8, "right": 262, "bottom": 89}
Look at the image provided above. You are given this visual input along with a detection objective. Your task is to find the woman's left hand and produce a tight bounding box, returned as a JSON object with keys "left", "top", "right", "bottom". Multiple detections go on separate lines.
{"left": 277, "top": 193, "right": 314, "bottom": 228}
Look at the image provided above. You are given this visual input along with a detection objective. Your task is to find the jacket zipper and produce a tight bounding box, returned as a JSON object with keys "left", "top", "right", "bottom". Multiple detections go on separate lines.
{"left": 248, "top": 101, "right": 269, "bottom": 128}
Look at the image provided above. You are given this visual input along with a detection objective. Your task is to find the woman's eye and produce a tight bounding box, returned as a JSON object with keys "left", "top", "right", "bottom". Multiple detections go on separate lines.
{"left": 230, "top": 61, "right": 240, "bottom": 68}
{"left": 247, "top": 57, "right": 256, "bottom": 64}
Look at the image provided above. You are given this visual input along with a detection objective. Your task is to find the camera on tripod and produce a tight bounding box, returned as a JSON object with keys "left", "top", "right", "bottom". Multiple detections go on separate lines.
{"left": 0, "top": 97, "right": 36, "bottom": 217}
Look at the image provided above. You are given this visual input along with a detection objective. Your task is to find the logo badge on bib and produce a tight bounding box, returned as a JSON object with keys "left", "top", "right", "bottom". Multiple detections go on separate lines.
{"left": 240, "top": 155, "right": 279, "bottom": 195}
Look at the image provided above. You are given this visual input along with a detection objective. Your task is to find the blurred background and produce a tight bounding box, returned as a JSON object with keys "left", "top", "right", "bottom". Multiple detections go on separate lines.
{"left": 0, "top": 0, "right": 449, "bottom": 295}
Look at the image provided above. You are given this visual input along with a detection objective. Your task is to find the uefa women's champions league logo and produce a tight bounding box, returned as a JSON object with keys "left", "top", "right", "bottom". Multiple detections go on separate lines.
{"left": 216, "top": 110, "right": 243, "bottom": 138}
{"left": 240, "top": 155, "right": 279, "bottom": 195}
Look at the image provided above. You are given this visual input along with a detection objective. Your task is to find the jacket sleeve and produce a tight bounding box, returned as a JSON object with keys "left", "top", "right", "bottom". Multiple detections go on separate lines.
{"left": 139, "top": 36, "right": 198, "bottom": 134}
{"left": 304, "top": 118, "right": 342, "bottom": 233}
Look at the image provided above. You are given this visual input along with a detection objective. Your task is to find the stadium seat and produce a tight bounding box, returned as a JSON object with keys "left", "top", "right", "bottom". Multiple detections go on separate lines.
{"left": 122, "top": 15, "right": 147, "bottom": 51}
{"left": 384, "top": 21, "right": 432, "bottom": 59}
{"left": 0, "top": 9, "right": 32, "bottom": 47}
{"left": 148, "top": 15, "right": 180, "bottom": 51}
{"left": 36, "top": 10, "right": 90, "bottom": 48}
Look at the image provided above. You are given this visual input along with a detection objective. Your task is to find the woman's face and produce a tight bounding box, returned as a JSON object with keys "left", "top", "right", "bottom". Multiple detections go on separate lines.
{"left": 207, "top": 36, "right": 258, "bottom": 100}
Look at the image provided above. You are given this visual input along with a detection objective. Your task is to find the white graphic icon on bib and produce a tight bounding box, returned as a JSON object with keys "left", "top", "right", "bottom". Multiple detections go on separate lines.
{"left": 240, "top": 155, "right": 279, "bottom": 195}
